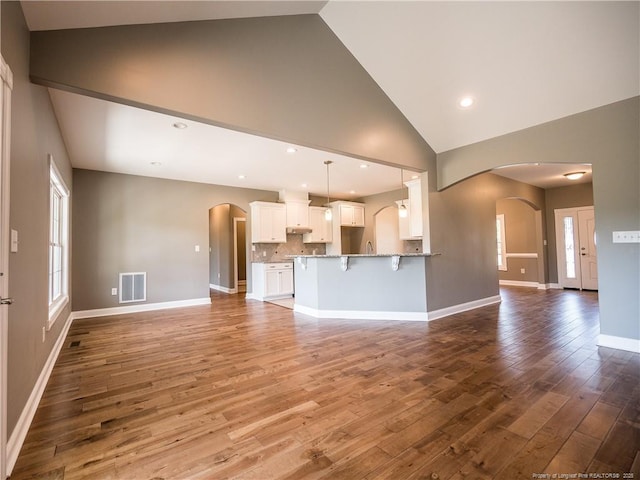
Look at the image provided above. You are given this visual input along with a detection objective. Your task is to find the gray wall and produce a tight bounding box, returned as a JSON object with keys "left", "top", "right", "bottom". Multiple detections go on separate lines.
{"left": 30, "top": 14, "right": 435, "bottom": 172}
{"left": 294, "top": 256, "right": 428, "bottom": 313}
{"left": 72, "top": 169, "right": 276, "bottom": 311}
{"left": 426, "top": 173, "right": 547, "bottom": 311}
{"left": 438, "top": 98, "right": 639, "bottom": 341}
{"left": 358, "top": 173, "right": 548, "bottom": 308}
{"left": 545, "top": 183, "right": 594, "bottom": 284}
{"left": 1, "top": 1, "right": 74, "bottom": 437}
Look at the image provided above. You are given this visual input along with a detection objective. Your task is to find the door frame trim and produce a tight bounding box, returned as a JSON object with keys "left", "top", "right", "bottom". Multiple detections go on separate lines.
{"left": 233, "top": 217, "right": 247, "bottom": 293}
{"left": 1, "top": 55, "right": 14, "bottom": 480}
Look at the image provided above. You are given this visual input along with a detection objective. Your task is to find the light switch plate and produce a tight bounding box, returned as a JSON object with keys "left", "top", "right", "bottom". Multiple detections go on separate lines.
{"left": 612, "top": 231, "right": 640, "bottom": 243}
{"left": 10, "top": 229, "right": 18, "bottom": 253}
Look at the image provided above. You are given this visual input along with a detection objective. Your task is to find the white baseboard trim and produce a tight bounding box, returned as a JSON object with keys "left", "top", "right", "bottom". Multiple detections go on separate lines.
{"left": 249, "top": 294, "right": 293, "bottom": 302}
{"left": 7, "top": 311, "right": 74, "bottom": 476}
{"left": 293, "top": 304, "right": 429, "bottom": 321}
{"left": 209, "top": 284, "right": 237, "bottom": 294}
{"left": 427, "top": 295, "right": 502, "bottom": 322}
{"left": 72, "top": 297, "right": 212, "bottom": 320}
{"left": 597, "top": 334, "right": 640, "bottom": 353}
{"left": 499, "top": 280, "right": 540, "bottom": 288}
{"left": 499, "top": 280, "right": 561, "bottom": 290}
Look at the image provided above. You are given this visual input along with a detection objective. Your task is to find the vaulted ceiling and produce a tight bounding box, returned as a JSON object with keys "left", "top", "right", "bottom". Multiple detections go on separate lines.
{"left": 20, "top": 1, "right": 638, "bottom": 194}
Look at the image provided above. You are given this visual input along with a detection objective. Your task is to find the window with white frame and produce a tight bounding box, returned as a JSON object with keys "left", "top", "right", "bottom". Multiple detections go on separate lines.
{"left": 496, "top": 214, "right": 507, "bottom": 271}
{"left": 49, "top": 160, "right": 69, "bottom": 327}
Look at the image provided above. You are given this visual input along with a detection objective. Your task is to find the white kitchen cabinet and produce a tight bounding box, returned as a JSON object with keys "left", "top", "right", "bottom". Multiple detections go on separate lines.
{"left": 285, "top": 200, "right": 310, "bottom": 228}
{"left": 331, "top": 201, "right": 365, "bottom": 227}
{"left": 303, "top": 206, "right": 333, "bottom": 243}
{"left": 404, "top": 179, "right": 423, "bottom": 238}
{"left": 252, "top": 262, "right": 293, "bottom": 300}
{"left": 250, "top": 201, "right": 286, "bottom": 243}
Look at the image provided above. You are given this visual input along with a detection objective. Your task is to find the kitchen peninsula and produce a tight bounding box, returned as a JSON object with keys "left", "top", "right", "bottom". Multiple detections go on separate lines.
{"left": 291, "top": 253, "right": 437, "bottom": 321}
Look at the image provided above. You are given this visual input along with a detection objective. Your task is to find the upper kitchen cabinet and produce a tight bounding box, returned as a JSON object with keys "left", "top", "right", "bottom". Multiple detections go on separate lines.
{"left": 250, "top": 201, "right": 286, "bottom": 243}
{"left": 304, "top": 206, "right": 333, "bottom": 243}
{"left": 285, "top": 199, "right": 311, "bottom": 229}
{"left": 331, "top": 201, "right": 365, "bottom": 227}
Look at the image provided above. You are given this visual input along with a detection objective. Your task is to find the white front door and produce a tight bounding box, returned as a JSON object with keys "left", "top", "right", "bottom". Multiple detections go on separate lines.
{"left": 0, "top": 56, "right": 14, "bottom": 480}
{"left": 555, "top": 206, "right": 598, "bottom": 290}
{"left": 578, "top": 208, "right": 598, "bottom": 290}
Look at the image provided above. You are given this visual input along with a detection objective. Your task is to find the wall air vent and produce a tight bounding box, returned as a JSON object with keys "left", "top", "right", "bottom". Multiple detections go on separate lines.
{"left": 119, "top": 272, "right": 146, "bottom": 304}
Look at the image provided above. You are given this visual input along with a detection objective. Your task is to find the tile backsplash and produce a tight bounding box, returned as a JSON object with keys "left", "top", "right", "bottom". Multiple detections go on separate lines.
{"left": 252, "top": 234, "right": 327, "bottom": 262}
{"left": 403, "top": 239, "right": 423, "bottom": 254}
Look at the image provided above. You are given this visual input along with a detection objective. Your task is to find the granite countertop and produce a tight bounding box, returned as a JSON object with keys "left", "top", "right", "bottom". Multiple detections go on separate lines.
{"left": 251, "top": 260, "right": 294, "bottom": 264}
{"left": 286, "top": 253, "right": 439, "bottom": 258}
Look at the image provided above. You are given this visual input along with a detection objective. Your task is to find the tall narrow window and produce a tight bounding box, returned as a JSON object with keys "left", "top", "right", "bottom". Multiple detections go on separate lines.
{"left": 563, "top": 216, "right": 576, "bottom": 279}
{"left": 49, "top": 159, "right": 69, "bottom": 327}
{"left": 496, "top": 214, "right": 507, "bottom": 271}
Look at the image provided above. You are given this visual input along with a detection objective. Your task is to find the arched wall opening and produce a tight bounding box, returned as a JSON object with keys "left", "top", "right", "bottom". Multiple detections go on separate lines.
{"left": 208, "top": 203, "right": 248, "bottom": 294}
{"left": 496, "top": 197, "right": 546, "bottom": 288}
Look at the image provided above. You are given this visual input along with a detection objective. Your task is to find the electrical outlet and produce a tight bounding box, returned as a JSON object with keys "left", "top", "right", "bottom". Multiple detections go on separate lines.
{"left": 195, "top": 245, "right": 200, "bottom": 252}
{"left": 520, "top": 268, "right": 526, "bottom": 274}
{"left": 263, "top": 251, "right": 266, "bottom": 257}
{"left": 111, "top": 288, "right": 117, "bottom": 296}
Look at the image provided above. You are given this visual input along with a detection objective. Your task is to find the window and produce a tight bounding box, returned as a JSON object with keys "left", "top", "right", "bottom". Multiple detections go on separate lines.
{"left": 48, "top": 159, "right": 69, "bottom": 327}
{"left": 563, "top": 216, "right": 576, "bottom": 279}
{"left": 496, "top": 214, "right": 507, "bottom": 271}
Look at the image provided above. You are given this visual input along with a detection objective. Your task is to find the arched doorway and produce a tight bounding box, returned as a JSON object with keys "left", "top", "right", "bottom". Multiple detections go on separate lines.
{"left": 208, "top": 204, "right": 247, "bottom": 294}
{"left": 496, "top": 197, "right": 547, "bottom": 288}
{"left": 374, "top": 205, "right": 404, "bottom": 254}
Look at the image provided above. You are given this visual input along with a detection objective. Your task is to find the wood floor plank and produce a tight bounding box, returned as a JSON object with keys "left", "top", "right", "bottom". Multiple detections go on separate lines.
{"left": 576, "top": 401, "right": 621, "bottom": 440}
{"left": 545, "top": 430, "right": 602, "bottom": 473}
{"left": 9, "top": 287, "right": 639, "bottom": 480}
{"left": 506, "top": 391, "right": 570, "bottom": 439}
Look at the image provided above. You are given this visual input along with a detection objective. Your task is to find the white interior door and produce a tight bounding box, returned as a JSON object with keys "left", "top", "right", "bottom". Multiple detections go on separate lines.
{"left": 0, "top": 56, "right": 14, "bottom": 480}
{"left": 555, "top": 206, "right": 597, "bottom": 290}
{"left": 578, "top": 207, "right": 598, "bottom": 290}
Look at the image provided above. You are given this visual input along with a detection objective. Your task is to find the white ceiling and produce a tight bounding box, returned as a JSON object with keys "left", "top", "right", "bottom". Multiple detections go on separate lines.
{"left": 320, "top": 1, "right": 639, "bottom": 153}
{"left": 22, "top": 1, "right": 638, "bottom": 194}
{"left": 49, "top": 89, "right": 410, "bottom": 199}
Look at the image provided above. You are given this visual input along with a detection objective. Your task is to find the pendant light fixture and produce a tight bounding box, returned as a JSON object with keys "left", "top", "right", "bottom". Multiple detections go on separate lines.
{"left": 398, "top": 168, "right": 408, "bottom": 218}
{"left": 324, "top": 160, "right": 333, "bottom": 221}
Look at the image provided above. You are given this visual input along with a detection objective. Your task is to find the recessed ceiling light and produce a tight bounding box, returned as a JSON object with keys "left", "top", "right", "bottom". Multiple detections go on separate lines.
{"left": 150, "top": 161, "right": 162, "bottom": 166}
{"left": 238, "top": 174, "right": 246, "bottom": 180}
{"left": 360, "top": 164, "right": 368, "bottom": 169}
{"left": 172, "top": 122, "right": 187, "bottom": 129}
{"left": 564, "top": 172, "right": 586, "bottom": 180}
{"left": 411, "top": 175, "right": 419, "bottom": 180}
{"left": 458, "top": 96, "right": 475, "bottom": 109}
{"left": 286, "top": 147, "right": 297, "bottom": 154}
{"left": 349, "top": 190, "right": 356, "bottom": 194}
{"left": 301, "top": 183, "right": 308, "bottom": 188}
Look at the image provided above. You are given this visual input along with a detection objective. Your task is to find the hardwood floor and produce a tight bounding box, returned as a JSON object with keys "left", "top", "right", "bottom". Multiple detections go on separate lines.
{"left": 10, "top": 287, "right": 640, "bottom": 479}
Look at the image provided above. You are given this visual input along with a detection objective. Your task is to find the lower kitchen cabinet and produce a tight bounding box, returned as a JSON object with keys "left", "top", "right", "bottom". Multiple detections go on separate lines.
{"left": 251, "top": 262, "right": 294, "bottom": 300}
